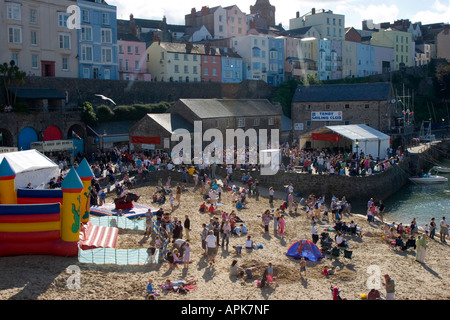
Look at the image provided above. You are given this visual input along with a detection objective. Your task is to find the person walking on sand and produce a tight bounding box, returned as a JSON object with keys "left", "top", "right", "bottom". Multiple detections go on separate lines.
{"left": 184, "top": 215, "right": 191, "bottom": 241}
{"left": 429, "top": 217, "right": 436, "bottom": 240}
{"left": 383, "top": 274, "right": 395, "bottom": 300}
{"left": 439, "top": 217, "right": 449, "bottom": 243}
{"left": 278, "top": 215, "right": 286, "bottom": 238}
{"left": 205, "top": 231, "right": 217, "bottom": 266}
{"left": 183, "top": 242, "right": 191, "bottom": 268}
{"left": 415, "top": 235, "right": 428, "bottom": 263}
{"left": 312, "top": 221, "right": 319, "bottom": 244}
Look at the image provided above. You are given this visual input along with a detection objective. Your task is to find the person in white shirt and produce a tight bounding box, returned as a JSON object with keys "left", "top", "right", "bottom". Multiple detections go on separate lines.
{"left": 439, "top": 217, "right": 449, "bottom": 243}
{"left": 312, "top": 222, "right": 319, "bottom": 244}
{"left": 205, "top": 231, "right": 217, "bottom": 265}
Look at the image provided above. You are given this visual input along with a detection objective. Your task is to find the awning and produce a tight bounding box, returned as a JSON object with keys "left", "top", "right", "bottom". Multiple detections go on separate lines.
{"left": 131, "top": 136, "right": 161, "bottom": 144}
{"left": 8, "top": 88, "right": 65, "bottom": 99}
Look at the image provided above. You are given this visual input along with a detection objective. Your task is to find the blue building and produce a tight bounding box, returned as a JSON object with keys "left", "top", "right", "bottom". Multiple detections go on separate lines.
{"left": 220, "top": 48, "right": 243, "bottom": 83}
{"left": 318, "top": 39, "right": 331, "bottom": 81}
{"left": 77, "top": 0, "right": 118, "bottom": 80}
{"left": 267, "top": 37, "right": 284, "bottom": 86}
{"left": 356, "top": 43, "right": 375, "bottom": 78}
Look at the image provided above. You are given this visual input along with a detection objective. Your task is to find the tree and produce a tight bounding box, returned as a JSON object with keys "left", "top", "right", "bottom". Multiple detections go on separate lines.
{"left": 96, "top": 105, "right": 115, "bottom": 122}
{"left": 80, "top": 101, "right": 98, "bottom": 126}
{"left": 435, "top": 62, "right": 450, "bottom": 100}
{"left": 273, "top": 78, "right": 302, "bottom": 118}
{"left": 0, "top": 60, "right": 26, "bottom": 107}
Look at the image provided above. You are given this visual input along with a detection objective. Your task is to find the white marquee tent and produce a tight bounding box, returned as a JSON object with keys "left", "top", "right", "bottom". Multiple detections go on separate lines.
{"left": 0, "top": 149, "right": 60, "bottom": 189}
{"left": 300, "top": 124, "right": 391, "bottom": 159}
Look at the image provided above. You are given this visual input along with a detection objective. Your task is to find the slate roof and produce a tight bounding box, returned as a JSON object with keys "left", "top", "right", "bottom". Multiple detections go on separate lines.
{"left": 177, "top": 99, "right": 281, "bottom": 119}
{"left": 292, "top": 83, "right": 392, "bottom": 103}
{"left": 146, "top": 113, "right": 194, "bottom": 133}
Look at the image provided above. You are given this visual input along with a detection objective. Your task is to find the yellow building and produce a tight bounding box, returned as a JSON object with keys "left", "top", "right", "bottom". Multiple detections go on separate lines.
{"left": 146, "top": 42, "right": 204, "bottom": 83}
{"left": 370, "top": 29, "right": 412, "bottom": 70}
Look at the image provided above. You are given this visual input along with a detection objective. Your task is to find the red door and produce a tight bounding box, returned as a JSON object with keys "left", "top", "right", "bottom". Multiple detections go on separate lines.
{"left": 41, "top": 61, "right": 55, "bottom": 77}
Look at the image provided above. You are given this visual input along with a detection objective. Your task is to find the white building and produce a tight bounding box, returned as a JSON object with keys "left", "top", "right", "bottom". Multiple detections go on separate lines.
{"left": 289, "top": 8, "right": 345, "bottom": 41}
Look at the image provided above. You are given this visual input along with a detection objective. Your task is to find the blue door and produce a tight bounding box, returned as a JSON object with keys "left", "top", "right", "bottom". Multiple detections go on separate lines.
{"left": 18, "top": 127, "right": 38, "bottom": 151}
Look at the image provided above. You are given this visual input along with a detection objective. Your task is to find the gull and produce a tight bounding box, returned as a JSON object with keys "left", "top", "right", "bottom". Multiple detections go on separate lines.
{"left": 95, "top": 94, "right": 116, "bottom": 105}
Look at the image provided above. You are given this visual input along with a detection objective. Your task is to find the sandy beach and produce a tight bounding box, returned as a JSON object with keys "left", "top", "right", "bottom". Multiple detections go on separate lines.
{"left": 0, "top": 175, "right": 449, "bottom": 301}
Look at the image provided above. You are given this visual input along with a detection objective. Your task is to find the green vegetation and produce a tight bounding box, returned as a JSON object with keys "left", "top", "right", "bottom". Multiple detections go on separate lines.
{"left": 81, "top": 101, "right": 173, "bottom": 125}
{"left": 0, "top": 60, "right": 26, "bottom": 109}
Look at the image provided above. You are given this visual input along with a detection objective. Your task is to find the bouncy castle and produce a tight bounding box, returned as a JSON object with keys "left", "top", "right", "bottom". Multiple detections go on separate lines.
{"left": 0, "top": 156, "right": 114, "bottom": 257}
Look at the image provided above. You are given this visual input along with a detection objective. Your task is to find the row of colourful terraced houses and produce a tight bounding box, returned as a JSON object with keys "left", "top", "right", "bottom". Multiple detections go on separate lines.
{"left": 4, "top": 0, "right": 443, "bottom": 87}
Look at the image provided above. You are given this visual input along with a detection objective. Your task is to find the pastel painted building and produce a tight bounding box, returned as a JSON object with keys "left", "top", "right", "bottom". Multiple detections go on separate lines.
{"left": 231, "top": 35, "right": 269, "bottom": 82}
{"left": 224, "top": 5, "right": 247, "bottom": 38}
{"left": 289, "top": 8, "right": 345, "bottom": 41}
{"left": 318, "top": 38, "right": 331, "bottom": 81}
{"left": 117, "top": 34, "right": 151, "bottom": 81}
{"left": 374, "top": 45, "right": 394, "bottom": 74}
{"left": 267, "top": 37, "right": 284, "bottom": 86}
{"left": 342, "top": 40, "right": 357, "bottom": 78}
{"left": 0, "top": 0, "right": 78, "bottom": 78}
{"left": 370, "top": 28, "right": 412, "bottom": 70}
{"left": 77, "top": 0, "right": 118, "bottom": 80}
{"left": 201, "top": 47, "right": 222, "bottom": 83}
{"left": 185, "top": 6, "right": 228, "bottom": 39}
{"left": 146, "top": 42, "right": 203, "bottom": 83}
{"left": 219, "top": 48, "right": 243, "bottom": 83}
{"left": 330, "top": 40, "right": 342, "bottom": 80}
{"left": 356, "top": 43, "right": 375, "bottom": 78}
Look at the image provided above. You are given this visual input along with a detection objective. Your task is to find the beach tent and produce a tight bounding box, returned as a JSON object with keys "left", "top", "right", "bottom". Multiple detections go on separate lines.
{"left": 0, "top": 150, "right": 60, "bottom": 189}
{"left": 286, "top": 239, "right": 323, "bottom": 261}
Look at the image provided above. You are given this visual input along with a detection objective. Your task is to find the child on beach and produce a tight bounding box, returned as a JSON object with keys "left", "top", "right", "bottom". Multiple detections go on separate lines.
{"left": 155, "top": 236, "right": 162, "bottom": 250}
{"left": 278, "top": 215, "right": 286, "bottom": 238}
{"left": 183, "top": 242, "right": 191, "bottom": 268}
{"left": 300, "top": 257, "right": 307, "bottom": 278}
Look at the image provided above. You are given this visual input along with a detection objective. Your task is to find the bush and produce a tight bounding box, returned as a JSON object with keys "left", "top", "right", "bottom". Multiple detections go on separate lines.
{"left": 113, "top": 105, "right": 135, "bottom": 121}
{"left": 80, "top": 101, "right": 98, "bottom": 126}
{"left": 96, "top": 105, "right": 115, "bottom": 122}
{"left": 13, "top": 101, "right": 29, "bottom": 113}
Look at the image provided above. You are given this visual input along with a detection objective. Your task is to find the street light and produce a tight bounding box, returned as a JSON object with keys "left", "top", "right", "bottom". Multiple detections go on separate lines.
{"left": 355, "top": 139, "right": 359, "bottom": 176}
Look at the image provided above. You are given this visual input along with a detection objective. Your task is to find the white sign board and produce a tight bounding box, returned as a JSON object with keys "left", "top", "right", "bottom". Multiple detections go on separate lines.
{"left": 142, "top": 144, "right": 156, "bottom": 150}
{"left": 311, "top": 111, "right": 343, "bottom": 121}
{"left": 294, "top": 123, "right": 304, "bottom": 131}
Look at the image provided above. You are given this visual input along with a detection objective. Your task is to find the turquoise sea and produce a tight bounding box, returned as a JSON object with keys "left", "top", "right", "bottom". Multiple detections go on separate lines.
{"left": 382, "top": 158, "right": 450, "bottom": 228}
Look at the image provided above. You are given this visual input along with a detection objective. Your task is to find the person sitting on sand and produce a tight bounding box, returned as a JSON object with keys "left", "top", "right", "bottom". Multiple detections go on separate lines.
{"left": 230, "top": 260, "right": 244, "bottom": 277}
{"left": 199, "top": 202, "right": 207, "bottom": 213}
{"left": 245, "top": 236, "right": 254, "bottom": 249}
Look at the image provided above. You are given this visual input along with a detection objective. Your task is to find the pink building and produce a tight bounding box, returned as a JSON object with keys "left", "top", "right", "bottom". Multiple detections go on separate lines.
{"left": 117, "top": 35, "right": 151, "bottom": 81}
{"left": 201, "top": 47, "right": 222, "bottom": 82}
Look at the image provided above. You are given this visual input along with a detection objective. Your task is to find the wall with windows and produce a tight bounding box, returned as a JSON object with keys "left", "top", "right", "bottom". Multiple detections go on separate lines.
{"left": 118, "top": 40, "right": 151, "bottom": 81}
{"left": 0, "top": 0, "right": 78, "bottom": 78}
{"left": 77, "top": 0, "right": 118, "bottom": 80}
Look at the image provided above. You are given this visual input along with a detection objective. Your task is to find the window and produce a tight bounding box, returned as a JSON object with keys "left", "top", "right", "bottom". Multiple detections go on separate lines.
{"left": 203, "top": 56, "right": 207, "bottom": 63}
{"left": 82, "top": 9, "right": 89, "bottom": 23}
{"left": 184, "top": 54, "right": 188, "bottom": 61}
{"left": 326, "top": 104, "right": 331, "bottom": 110}
{"left": 127, "top": 46, "right": 132, "bottom": 54}
{"left": 32, "top": 55, "right": 38, "bottom": 69}
{"left": 212, "top": 56, "right": 216, "bottom": 63}
{"left": 135, "top": 60, "right": 140, "bottom": 71}
{"left": 101, "top": 29, "right": 112, "bottom": 43}
{"left": 101, "top": 48, "right": 112, "bottom": 63}
{"left": 212, "top": 68, "right": 217, "bottom": 76}
{"left": 193, "top": 55, "right": 197, "bottom": 61}
{"left": 8, "top": 27, "right": 22, "bottom": 43}
{"left": 102, "top": 13, "right": 109, "bottom": 25}
{"left": 238, "top": 119, "right": 245, "bottom": 127}
{"left": 81, "top": 45, "right": 93, "bottom": 61}
{"left": 254, "top": 118, "right": 260, "bottom": 126}
{"left": 252, "top": 47, "right": 260, "bottom": 58}
{"left": 119, "top": 45, "right": 123, "bottom": 54}
{"left": 125, "top": 60, "right": 129, "bottom": 71}
{"left": 59, "top": 34, "right": 71, "bottom": 49}
{"left": 174, "top": 65, "right": 179, "bottom": 73}
{"left": 306, "top": 121, "right": 311, "bottom": 127}
{"left": 344, "top": 121, "right": 350, "bottom": 125}
{"left": 30, "top": 31, "right": 37, "bottom": 46}
{"left": 305, "top": 104, "right": 311, "bottom": 110}
{"left": 184, "top": 65, "right": 188, "bottom": 74}
{"left": 58, "top": 13, "right": 68, "bottom": 27}
{"left": 268, "top": 118, "right": 274, "bottom": 125}
{"left": 30, "top": 9, "right": 37, "bottom": 24}
{"left": 81, "top": 27, "right": 92, "bottom": 41}
{"left": 203, "top": 68, "right": 208, "bottom": 76}
{"left": 175, "top": 53, "right": 179, "bottom": 60}
{"left": 135, "top": 46, "right": 140, "bottom": 55}
{"left": 365, "top": 104, "right": 369, "bottom": 109}
{"left": 7, "top": 3, "right": 21, "bottom": 20}
{"left": 345, "top": 104, "right": 350, "bottom": 109}
{"left": 193, "top": 66, "right": 198, "bottom": 74}
{"left": 11, "top": 53, "right": 19, "bottom": 66}
{"left": 62, "top": 57, "right": 68, "bottom": 70}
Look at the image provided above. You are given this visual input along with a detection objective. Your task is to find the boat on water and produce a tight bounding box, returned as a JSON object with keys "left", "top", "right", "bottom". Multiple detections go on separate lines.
{"left": 433, "top": 166, "right": 450, "bottom": 174}
{"left": 445, "top": 190, "right": 450, "bottom": 195}
{"left": 409, "top": 172, "right": 449, "bottom": 184}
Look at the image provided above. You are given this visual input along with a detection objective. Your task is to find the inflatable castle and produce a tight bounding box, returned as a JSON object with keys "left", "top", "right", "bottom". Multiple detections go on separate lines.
{"left": 0, "top": 156, "right": 117, "bottom": 257}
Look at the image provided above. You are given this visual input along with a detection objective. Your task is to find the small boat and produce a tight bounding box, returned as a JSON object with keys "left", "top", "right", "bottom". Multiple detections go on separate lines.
{"left": 433, "top": 166, "right": 450, "bottom": 174}
{"left": 445, "top": 190, "right": 450, "bottom": 195}
{"left": 409, "top": 172, "right": 449, "bottom": 184}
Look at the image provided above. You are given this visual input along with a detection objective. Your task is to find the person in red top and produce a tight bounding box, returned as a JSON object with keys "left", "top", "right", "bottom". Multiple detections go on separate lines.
{"left": 367, "top": 288, "right": 381, "bottom": 300}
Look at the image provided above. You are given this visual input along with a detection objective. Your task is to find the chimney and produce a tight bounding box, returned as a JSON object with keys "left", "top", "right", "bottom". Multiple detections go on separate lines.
{"left": 312, "top": 8, "right": 315, "bottom": 15}
{"left": 191, "top": 8, "right": 196, "bottom": 19}
{"left": 201, "top": 6, "right": 209, "bottom": 16}
{"left": 296, "top": 11, "right": 300, "bottom": 18}
{"left": 162, "top": 16, "right": 166, "bottom": 24}
{"left": 185, "top": 41, "right": 193, "bottom": 54}
{"left": 130, "top": 14, "right": 136, "bottom": 36}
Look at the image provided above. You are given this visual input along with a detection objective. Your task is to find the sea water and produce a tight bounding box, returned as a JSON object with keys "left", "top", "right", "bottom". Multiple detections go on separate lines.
{"left": 382, "top": 158, "right": 450, "bottom": 228}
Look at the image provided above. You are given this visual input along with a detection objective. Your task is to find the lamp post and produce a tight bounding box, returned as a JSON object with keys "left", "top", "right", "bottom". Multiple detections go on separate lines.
{"left": 355, "top": 139, "right": 359, "bottom": 176}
